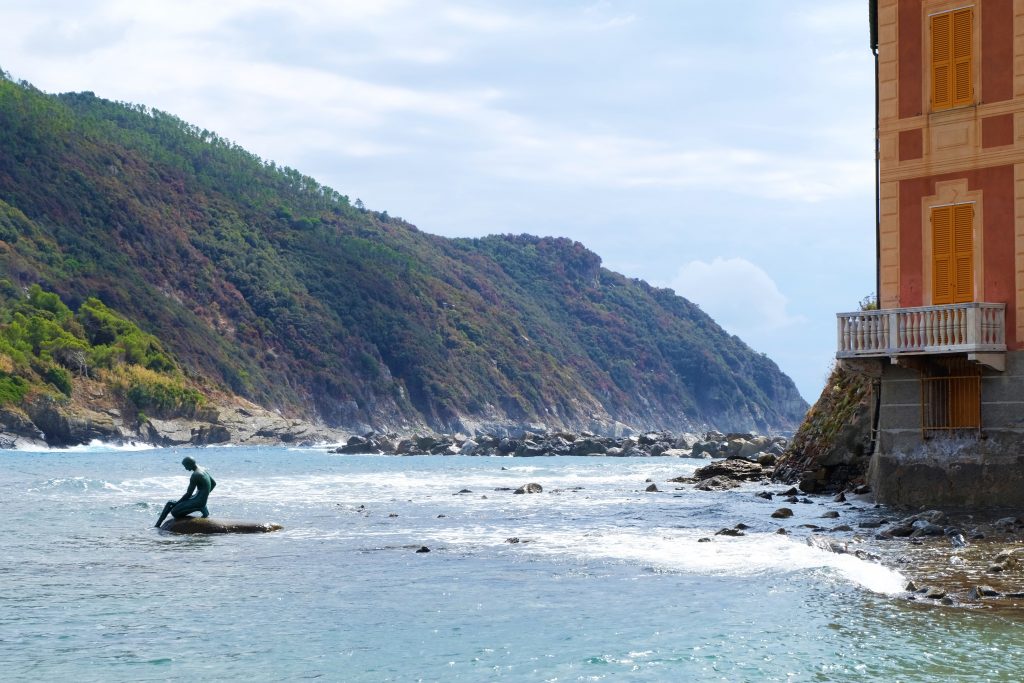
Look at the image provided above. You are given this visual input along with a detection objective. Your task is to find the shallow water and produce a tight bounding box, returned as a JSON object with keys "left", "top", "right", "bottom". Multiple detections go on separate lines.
{"left": 2, "top": 445, "right": 1024, "bottom": 681}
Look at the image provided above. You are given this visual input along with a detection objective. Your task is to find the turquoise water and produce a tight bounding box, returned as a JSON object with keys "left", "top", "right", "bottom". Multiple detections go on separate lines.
{"left": 3, "top": 445, "right": 1024, "bottom": 681}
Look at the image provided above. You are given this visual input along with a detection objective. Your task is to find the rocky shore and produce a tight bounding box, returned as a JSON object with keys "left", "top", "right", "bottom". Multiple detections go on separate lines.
{"left": 333, "top": 429, "right": 791, "bottom": 460}
{"left": 654, "top": 453, "right": 1024, "bottom": 611}
{"left": 0, "top": 396, "right": 348, "bottom": 450}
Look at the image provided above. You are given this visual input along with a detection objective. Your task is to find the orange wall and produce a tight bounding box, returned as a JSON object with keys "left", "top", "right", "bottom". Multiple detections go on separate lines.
{"left": 983, "top": 0, "right": 1015, "bottom": 103}
{"left": 898, "top": 0, "right": 922, "bottom": 119}
{"left": 898, "top": 165, "right": 1018, "bottom": 348}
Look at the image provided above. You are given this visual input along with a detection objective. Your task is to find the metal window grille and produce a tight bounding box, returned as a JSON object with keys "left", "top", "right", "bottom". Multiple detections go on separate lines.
{"left": 920, "top": 358, "right": 981, "bottom": 437}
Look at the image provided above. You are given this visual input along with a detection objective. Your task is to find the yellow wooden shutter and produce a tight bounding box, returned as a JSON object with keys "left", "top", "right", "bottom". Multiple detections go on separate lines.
{"left": 931, "top": 204, "right": 974, "bottom": 305}
{"left": 952, "top": 203, "right": 974, "bottom": 303}
{"left": 932, "top": 205, "right": 953, "bottom": 304}
{"left": 952, "top": 8, "right": 973, "bottom": 106}
{"left": 931, "top": 12, "right": 952, "bottom": 109}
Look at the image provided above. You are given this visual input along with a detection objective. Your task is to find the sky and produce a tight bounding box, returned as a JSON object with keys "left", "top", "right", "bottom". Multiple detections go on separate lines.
{"left": 0, "top": 1, "right": 877, "bottom": 402}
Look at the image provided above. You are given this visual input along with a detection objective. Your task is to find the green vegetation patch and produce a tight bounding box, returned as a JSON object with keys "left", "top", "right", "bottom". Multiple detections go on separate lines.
{"left": 0, "top": 372, "right": 29, "bottom": 405}
{"left": 0, "top": 284, "right": 205, "bottom": 415}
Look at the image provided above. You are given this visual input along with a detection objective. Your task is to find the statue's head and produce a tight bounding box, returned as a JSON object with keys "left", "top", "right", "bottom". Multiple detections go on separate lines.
{"left": 181, "top": 456, "right": 197, "bottom": 471}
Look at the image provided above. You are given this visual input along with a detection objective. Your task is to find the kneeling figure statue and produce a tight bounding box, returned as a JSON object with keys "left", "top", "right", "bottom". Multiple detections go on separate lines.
{"left": 155, "top": 456, "right": 217, "bottom": 527}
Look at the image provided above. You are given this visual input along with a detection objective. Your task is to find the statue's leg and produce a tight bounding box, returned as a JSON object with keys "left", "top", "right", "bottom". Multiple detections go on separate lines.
{"left": 170, "top": 498, "right": 203, "bottom": 520}
{"left": 155, "top": 501, "right": 175, "bottom": 527}
{"left": 200, "top": 506, "right": 210, "bottom": 518}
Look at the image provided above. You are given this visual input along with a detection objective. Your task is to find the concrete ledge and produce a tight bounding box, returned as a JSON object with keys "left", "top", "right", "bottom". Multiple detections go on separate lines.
{"left": 870, "top": 439, "right": 1024, "bottom": 507}
{"left": 160, "top": 518, "right": 284, "bottom": 534}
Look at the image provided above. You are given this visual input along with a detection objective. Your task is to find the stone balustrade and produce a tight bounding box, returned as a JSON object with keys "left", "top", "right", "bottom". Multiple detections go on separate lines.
{"left": 836, "top": 302, "right": 1005, "bottom": 358}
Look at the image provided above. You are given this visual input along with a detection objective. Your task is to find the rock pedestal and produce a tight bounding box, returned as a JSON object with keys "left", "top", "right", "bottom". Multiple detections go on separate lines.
{"left": 159, "top": 517, "right": 283, "bottom": 534}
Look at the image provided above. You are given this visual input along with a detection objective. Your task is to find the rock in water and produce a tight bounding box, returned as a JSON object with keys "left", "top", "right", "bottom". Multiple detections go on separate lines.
{"left": 160, "top": 518, "right": 283, "bottom": 534}
{"left": 806, "top": 534, "right": 848, "bottom": 555}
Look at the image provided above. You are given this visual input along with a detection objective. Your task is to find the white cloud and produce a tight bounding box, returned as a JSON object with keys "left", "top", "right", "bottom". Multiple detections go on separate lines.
{"left": 667, "top": 258, "right": 805, "bottom": 338}
{"left": 480, "top": 131, "right": 872, "bottom": 202}
{"left": 442, "top": 5, "right": 522, "bottom": 32}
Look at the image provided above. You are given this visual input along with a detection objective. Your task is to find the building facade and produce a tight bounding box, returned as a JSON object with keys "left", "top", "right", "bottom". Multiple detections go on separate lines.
{"left": 838, "top": 0, "right": 1024, "bottom": 505}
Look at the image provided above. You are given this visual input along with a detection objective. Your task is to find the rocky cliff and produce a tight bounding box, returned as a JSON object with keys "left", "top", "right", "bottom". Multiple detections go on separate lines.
{"left": 773, "top": 363, "right": 875, "bottom": 493}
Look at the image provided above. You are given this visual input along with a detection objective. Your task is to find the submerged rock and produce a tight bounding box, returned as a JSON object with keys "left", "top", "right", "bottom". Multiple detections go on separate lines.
{"left": 159, "top": 518, "right": 283, "bottom": 534}
{"left": 806, "top": 534, "right": 848, "bottom": 555}
{"left": 514, "top": 483, "right": 543, "bottom": 494}
{"left": 967, "top": 585, "right": 1001, "bottom": 600}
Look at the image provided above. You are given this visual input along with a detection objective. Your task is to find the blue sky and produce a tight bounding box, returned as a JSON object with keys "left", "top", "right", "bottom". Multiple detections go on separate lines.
{"left": 0, "top": 1, "right": 876, "bottom": 402}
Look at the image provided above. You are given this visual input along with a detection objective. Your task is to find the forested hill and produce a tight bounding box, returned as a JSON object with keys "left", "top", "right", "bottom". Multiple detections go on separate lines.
{"left": 0, "top": 73, "right": 807, "bottom": 435}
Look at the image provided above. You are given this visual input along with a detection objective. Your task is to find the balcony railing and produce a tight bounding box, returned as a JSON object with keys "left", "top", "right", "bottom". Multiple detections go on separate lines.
{"left": 836, "top": 302, "right": 1005, "bottom": 358}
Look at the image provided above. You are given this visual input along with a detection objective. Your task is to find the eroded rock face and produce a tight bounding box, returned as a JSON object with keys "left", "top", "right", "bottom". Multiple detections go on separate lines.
{"left": 693, "top": 459, "right": 764, "bottom": 482}
{"left": 159, "top": 518, "right": 284, "bottom": 534}
{"left": 25, "top": 396, "right": 122, "bottom": 447}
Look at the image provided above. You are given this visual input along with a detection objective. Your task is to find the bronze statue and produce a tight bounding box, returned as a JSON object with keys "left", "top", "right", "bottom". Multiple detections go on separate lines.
{"left": 155, "top": 456, "right": 217, "bottom": 527}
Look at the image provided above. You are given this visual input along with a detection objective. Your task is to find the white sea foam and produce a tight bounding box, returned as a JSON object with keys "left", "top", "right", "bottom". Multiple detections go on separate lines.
{"left": 430, "top": 527, "right": 907, "bottom": 595}
{"left": 16, "top": 439, "right": 160, "bottom": 453}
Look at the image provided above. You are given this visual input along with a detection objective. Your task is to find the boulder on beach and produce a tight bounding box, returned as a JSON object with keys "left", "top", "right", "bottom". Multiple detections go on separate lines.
{"left": 159, "top": 517, "right": 283, "bottom": 534}
{"left": 693, "top": 459, "right": 764, "bottom": 482}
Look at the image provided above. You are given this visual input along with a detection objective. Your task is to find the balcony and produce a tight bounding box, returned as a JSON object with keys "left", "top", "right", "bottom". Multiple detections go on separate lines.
{"left": 836, "top": 302, "right": 1006, "bottom": 362}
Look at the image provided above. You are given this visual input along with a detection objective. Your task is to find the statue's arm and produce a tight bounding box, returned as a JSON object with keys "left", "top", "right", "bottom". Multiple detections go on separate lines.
{"left": 180, "top": 476, "right": 198, "bottom": 501}
{"left": 209, "top": 474, "right": 216, "bottom": 491}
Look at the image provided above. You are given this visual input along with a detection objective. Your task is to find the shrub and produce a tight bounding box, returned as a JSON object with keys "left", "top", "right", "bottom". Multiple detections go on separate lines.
{"left": 107, "top": 365, "right": 205, "bottom": 418}
{"left": 77, "top": 298, "right": 176, "bottom": 372}
{"left": 25, "top": 284, "right": 72, "bottom": 321}
{"left": 42, "top": 364, "right": 72, "bottom": 396}
{"left": 0, "top": 373, "right": 28, "bottom": 404}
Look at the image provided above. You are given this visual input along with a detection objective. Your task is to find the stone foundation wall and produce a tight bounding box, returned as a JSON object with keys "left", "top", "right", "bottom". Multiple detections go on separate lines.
{"left": 871, "top": 351, "right": 1024, "bottom": 506}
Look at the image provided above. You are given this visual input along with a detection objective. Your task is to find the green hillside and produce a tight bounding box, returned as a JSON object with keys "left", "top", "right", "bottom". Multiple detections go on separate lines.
{"left": 0, "top": 72, "right": 807, "bottom": 434}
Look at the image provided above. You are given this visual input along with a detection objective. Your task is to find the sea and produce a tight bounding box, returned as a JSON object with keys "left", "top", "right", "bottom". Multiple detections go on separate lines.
{"left": 2, "top": 444, "right": 1024, "bottom": 682}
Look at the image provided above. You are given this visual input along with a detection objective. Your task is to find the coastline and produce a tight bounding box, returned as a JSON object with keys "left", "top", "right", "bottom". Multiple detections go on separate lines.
{"left": 680, "top": 457, "right": 1024, "bottom": 612}
{"left": 10, "top": 416, "right": 1022, "bottom": 611}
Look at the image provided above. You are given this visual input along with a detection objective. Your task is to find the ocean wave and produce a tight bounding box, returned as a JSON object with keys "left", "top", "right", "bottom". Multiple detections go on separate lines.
{"left": 429, "top": 527, "right": 907, "bottom": 595}
{"left": 31, "top": 476, "right": 129, "bottom": 493}
{"left": 16, "top": 439, "right": 160, "bottom": 454}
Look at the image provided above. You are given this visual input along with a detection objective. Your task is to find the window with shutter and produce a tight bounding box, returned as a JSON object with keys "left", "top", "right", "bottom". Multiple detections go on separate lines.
{"left": 930, "top": 203, "right": 974, "bottom": 305}
{"left": 930, "top": 7, "right": 973, "bottom": 110}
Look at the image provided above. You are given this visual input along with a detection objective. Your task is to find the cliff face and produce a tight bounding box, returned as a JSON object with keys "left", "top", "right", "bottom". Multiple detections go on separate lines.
{"left": 0, "top": 74, "right": 808, "bottom": 435}
{"left": 774, "top": 363, "right": 875, "bottom": 492}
